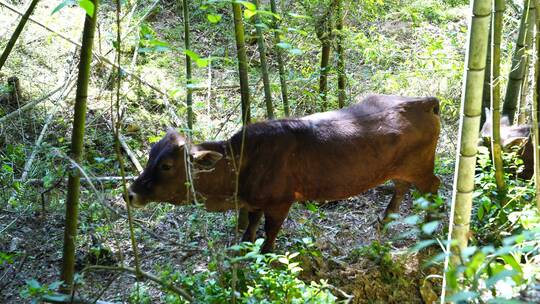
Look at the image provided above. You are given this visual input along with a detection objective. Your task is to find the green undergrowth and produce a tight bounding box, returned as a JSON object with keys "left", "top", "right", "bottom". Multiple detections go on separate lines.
{"left": 446, "top": 148, "right": 540, "bottom": 302}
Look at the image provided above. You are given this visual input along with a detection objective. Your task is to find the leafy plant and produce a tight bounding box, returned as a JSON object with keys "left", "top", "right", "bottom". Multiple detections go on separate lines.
{"left": 446, "top": 146, "right": 540, "bottom": 302}
{"left": 19, "top": 279, "right": 63, "bottom": 304}
{"left": 158, "top": 239, "right": 336, "bottom": 303}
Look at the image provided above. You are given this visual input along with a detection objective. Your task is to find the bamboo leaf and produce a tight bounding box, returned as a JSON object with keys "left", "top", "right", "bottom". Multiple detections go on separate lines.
{"left": 51, "top": 0, "right": 76, "bottom": 15}
{"left": 78, "top": 0, "right": 95, "bottom": 17}
{"left": 244, "top": 9, "right": 256, "bottom": 19}
{"left": 235, "top": 1, "right": 256, "bottom": 11}
{"left": 207, "top": 14, "right": 222, "bottom": 23}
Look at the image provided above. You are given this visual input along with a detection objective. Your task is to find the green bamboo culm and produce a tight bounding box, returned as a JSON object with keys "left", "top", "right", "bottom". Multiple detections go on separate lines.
{"left": 533, "top": 0, "right": 540, "bottom": 212}
{"left": 491, "top": 0, "right": 506, "bottom": 191}
{"left": 449, "top": 0, "right": 492, "bottom": 266}
{"left": 269, "top": 0, "right": 289, "bottom": 116}
{"left": 182, "top": 0, "right": 193, "bottom": 130}
{"left": 518, "top": 0, "right": 537, "bottom": 124}
{"left": 60, "top": 0, "right": 99, "bottom": 293}
{"left": 231, "top": 2, "right": 250, "bottom": 230}
{"left": 481, "top": 31, "right": 491, "bottom": 127}
{"left": 318, "top": 26, "right": 331, "bottom": 109}
{"left": 232, "top": 2, "right": 251, "bottom": 125}
{"left": 502, "top": 0, "right": 534, "bottom": 123}
{"left": 336, "top": 0, "right": 346, "bottom": 108}
{"left": 0, "top": 0, "right": 40, "bottom": 71}
{"left": 252, "top": 0, "right": 274, "bottom": 119}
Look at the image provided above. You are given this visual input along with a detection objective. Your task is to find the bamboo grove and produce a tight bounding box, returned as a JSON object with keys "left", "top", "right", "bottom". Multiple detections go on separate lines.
{"left": 447, "top": 0, "right": 540, "bottom": 297}
{"left": 0, "top": 0, "right": 352, "bottom": 300}
{"left": 3, "top": 0, "right": 540, "bottom": 301}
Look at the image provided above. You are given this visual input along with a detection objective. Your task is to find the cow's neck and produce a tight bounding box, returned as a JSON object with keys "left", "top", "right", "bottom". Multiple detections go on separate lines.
{"left": 191, "top": 140, "right": 242, "bottom": 211}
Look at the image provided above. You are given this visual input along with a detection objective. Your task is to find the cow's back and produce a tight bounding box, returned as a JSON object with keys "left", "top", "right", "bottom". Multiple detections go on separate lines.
{"left": 233, "top": 95, "right": 440, "bottom": 205}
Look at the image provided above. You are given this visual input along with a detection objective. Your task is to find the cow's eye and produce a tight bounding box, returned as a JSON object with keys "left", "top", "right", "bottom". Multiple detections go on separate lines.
{"left": 161, "top": 163, "right": 172, "bottom": 171}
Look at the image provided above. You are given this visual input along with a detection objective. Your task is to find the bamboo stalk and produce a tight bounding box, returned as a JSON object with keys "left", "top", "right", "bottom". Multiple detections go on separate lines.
{"left": 182, "top": 0, "right": 193, "bottom": 129}
{"left": 449, "top": 0, "right": 492, "bottom": 271}
{"left": 252, "top": 0, "right": 274, "bottom": 119}
{"left": 60, "top": 0, "right": 100, "bottom": 292}
{"left": 231, "top": 1, "right": 250, "bottom": 232}
{"left": 336, "top": 0, "right": 346, "bottom": 108}
{"left": 533, "top": 0, "right": 540, "bottom": 212}
{"left": 492, "top": 0, "right": 506, "bottom": 191}
{"left": 0, "top": 0, "right": 40, "bottom": 71}
{"left": 232, "top": 2, "right": 251, "bottom": 125}
{"left": 269, "top": 0, "right": 289, "bottom": 116}
{"left": 502, "top": 0, "right": 535, "bottom": 123}
{"left": 518, "top": 1, "right": 537, "bottom": 124}
{"left": 112, "top": 0, "right": 142, "bottom": 278}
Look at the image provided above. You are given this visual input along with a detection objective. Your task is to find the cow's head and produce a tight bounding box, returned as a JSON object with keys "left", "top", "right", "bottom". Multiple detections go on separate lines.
{"left": 480, "top": 108, "right": 528, "bottom": 148}
{"left": 125, "top": 129, "right": 223, "bottom": 208}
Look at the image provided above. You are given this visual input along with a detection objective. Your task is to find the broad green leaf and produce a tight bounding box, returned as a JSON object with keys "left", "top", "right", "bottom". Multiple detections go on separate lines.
{"left": 196, "top": 58, "right": 210, "bottom": 67}
{"left": 288, "top": 252, "right": 299, "bottom": 259}
{"left": 207, "top": 14, "right": 222, "bottom": 23}
{"left": 184, "top": 49, "right": 201, "bottom": 61}
{"left": 78, "top": 0, "right": 95, "bottom": 17}
{"left": 403, "top": 214, "right": 420, "bottom": 225}
{"left": 278, "top": 257, "right": 289, "bottom": 264}
{"left": 410, "top": 240, "right": 436, "bottom": 252}
{"left": 421, "top": 221, "right": 440, "bottom": 235}
{"left": 26, "top": 279, "right": 41, "bottom": 289}
{"left": 276, "top": 42, "right": 292, "bottom": 49}
{"left": 244, "top": 9, "right": 256, "bottom": 19}
{"left": 236, "top": 1, "right": 256, "bottom": 11}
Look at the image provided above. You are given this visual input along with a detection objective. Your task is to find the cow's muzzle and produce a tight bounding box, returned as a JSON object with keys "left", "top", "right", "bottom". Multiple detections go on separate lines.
{"left": 123, "top": 188, "right": 145, "bottom": 208}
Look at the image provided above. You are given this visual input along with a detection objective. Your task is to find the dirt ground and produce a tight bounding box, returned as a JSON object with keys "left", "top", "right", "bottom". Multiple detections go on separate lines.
{"left": 0, "top": 175, "right": 451, "bottom": 303}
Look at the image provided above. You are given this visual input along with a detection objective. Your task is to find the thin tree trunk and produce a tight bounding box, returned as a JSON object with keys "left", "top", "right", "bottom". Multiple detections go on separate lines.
{"left": 269, "top": 0, "right": 289, "bottom": 116}
{"left": 182, "top": 0, "right": 193, "bottom": 130}
{"left": 0, "top": 0, "right": 40, "bottom": 71}
{"left": 60, "top": 0, "right": 99, "bottom": 292}
{"left": 492, "top": 0, "right": 506, "bottom": 191}
{"left": 231, "top": 2, "right": 250, "bottom": 230}
{"left": 336, "top": 0, "right": 346, "bottom": 108}
{"left": 502, "top": 0, "right": 535, "bottom": 123}
{"left": 534, "top": 0, "right": 540, "bottom": 212}
{"left": 253, "top": 0, "right": 274, "bottom": 119}
{"left": 319, "top": 41, "right": 331, "bottom": 109}
{"left": 449, "top": 0, "right": 491, "bottom": 266}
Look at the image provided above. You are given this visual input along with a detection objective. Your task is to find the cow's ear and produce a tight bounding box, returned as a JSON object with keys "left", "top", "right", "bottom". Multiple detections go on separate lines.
{"left": 192, "top": 150, "right": 223, "bottom": 169}
{"left": 503, "top": 136, "right": 528, "bottom": 148}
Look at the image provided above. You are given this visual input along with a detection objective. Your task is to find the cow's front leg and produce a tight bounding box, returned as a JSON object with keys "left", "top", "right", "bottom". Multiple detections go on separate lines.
{"left": 241, "top": 210, "right": 263, "bottom": 243}
{"left": 383, "top": 180, "right": 410, "bottom": 220}
{"left": 261, "top": 204, "right": 292, "bottom": 253}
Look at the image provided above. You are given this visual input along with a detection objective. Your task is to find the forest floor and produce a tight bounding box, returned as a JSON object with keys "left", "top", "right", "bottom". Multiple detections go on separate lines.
{"left": 0, "top": 0, "right": 469, "bottom": 302}
{"left": 1, "top": 181, "right": 452, "bottom": 303}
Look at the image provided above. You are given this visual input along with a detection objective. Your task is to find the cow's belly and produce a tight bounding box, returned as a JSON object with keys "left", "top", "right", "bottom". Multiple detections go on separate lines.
{"left": 293, "top": 150, "right": 399, "bottom": 201}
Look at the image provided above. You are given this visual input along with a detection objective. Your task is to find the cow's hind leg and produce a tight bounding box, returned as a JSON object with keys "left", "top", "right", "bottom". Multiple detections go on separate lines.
{"left": 261, "top": 204, "right": 292, "bottom": 253}
{"left": 241, "top": 210, "right": 263, "bottom": 243}
{"left": 383, "top": 180, "right": 411, "bottom": 220}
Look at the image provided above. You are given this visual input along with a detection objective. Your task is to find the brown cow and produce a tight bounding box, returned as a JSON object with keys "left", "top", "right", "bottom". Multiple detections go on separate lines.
{"left": 480, "top": 108, "right": 533, "bottom": 179}
{"left": 126, "top": 95, "right": 441, "bottom": 253}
